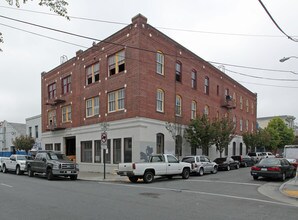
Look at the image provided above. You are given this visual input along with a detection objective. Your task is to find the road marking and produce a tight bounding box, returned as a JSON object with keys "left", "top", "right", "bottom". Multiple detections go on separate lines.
{"left": 1, "top": 183, "right": 13, "bottom": 188}
{"left": 97, "top": 182, "right": 297, "bottom": 207}
{"left": 186, "top": 179, "right": 262, "bottom": 186}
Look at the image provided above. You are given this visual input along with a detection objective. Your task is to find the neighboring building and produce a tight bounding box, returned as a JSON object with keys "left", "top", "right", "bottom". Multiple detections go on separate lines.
{"left": 0, "top": 120, "right": 26, "bottom": 156}
{"left": 257, "top": 115, "right": 296, "bottom": 130}
{"left": 26, "top": 115, "right": 42, "bottom": 151}
{"left": 41, "top": 14, "right": 257, "bottom": 172}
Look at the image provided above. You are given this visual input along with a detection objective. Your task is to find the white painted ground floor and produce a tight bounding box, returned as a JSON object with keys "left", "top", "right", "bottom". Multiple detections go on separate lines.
{"left": 42, "top": 117, "right": 248, "bottom": 173}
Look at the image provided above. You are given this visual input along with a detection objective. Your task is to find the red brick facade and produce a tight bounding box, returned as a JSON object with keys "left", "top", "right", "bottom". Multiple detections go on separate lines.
{"left": 41, "top": 14, "right": 257, "bottom": 135}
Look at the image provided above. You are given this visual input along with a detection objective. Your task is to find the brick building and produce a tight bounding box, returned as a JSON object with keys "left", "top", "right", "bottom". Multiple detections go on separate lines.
{"left": 41, "top": 14, "right": 257, "bottom": 172}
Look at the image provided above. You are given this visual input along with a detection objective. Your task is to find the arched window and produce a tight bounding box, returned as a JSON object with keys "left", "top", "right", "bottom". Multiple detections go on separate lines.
{"left": 175, "top": 95, "right": 182, "bottom": 116}
{"left": 156, "top": 133, "right": 164, "bottom": 154}
{"left": 156, "top": 89, "right": 164, "bottom": 112}
{"left": 191, "top": 101, "right": 197, "bottom": 119}
{"left": 156, "top": 51, "right": 164, "bottom": 75}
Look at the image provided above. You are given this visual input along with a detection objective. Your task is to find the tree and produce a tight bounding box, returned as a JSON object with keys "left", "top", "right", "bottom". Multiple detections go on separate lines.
{"left": 266, "top": 117, "right": 295, "bottom": 150}
{"left": 1, "top": 0, "right": 69, "bottom": 46}
{"left": 184, "top": 114, "right": 215, "bottom": 155}
{"left": 242, "top": 131, "right": 259, "bottom": 153}
{"left": 212, "top": 117, "right": 235, "bottom": 158}
{"left": 12, "top": 135, "right": 35, "bottom": 153}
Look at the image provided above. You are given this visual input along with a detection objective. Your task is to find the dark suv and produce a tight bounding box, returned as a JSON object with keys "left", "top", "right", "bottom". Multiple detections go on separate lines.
{"left": 231, "top": 155, "right": 255, "bottom": 167}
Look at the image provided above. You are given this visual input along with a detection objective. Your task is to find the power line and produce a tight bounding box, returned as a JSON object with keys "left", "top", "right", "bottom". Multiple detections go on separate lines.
{"left": 0, "top": 22, "right": 88, "bottom": 48}
{"left": 0, "top": 5, "right": 296, "bottom": 39}
{"left": 1, "top": 14, "right": 298, "bottom": 82}
{"left": 239, "top": 81, "right": 298, "bottom": 89}
{"left": 225, "top": 69, "right": 298, "bottom": 81}
{"left": 258, "top": 0, "right": 298, "bottom": 42}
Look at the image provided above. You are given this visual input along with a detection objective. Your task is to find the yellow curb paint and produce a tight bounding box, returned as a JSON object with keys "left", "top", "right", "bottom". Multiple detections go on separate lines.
{"left": 283, "top": 190, "right": 298, "bottom": 197}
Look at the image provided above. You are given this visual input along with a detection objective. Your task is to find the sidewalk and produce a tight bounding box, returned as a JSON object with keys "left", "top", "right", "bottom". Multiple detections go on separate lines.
{"left": 78, "top": 171, "right": 128, "bottom": 182}
{"left": 280, "top": 177, "right": 298, "bottom": 199}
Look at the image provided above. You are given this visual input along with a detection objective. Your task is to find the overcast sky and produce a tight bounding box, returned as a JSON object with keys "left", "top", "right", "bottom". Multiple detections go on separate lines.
{"left": 0, "top": 0, "right": 298, "bottom": 124}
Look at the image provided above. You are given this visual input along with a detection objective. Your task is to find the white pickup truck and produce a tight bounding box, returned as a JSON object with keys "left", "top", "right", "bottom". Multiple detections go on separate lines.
{"left": 1, "top": 154, "right": 29, "bottom": 175}
{"left": 117, "top": 154, "right": 191, "bottom": 183}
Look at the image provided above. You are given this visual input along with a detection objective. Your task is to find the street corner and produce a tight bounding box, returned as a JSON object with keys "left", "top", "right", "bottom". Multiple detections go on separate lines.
{"left": 280, "top": 178, "right": 298, "bottom": 199}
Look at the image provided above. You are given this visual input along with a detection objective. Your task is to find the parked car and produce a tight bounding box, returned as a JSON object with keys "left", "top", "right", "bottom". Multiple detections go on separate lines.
{"left": 117, "top": 154, "right": 191, "bottom": 183}
{"left": 251, "top": 158, "right": 296, "bottom": 181}
{"left": 181, "top": 155, "right": 218, "bottom": 175}
{"left": 1, "top": 154, "right": 29, "bottom": 175}
{"left": 213, "top": 157, "right": 240, "bottom": 171}
{"left": 231, "top": 155, "right": 255, "bottom": 167}
{"left": 261, "top": 152, "right": 275, "bottom": 159}
{"left": 0, "top": 157, "right": 8, "bottom": 172}
{"left": 247, "top": 152, "right": 263, "bottom": 163}
{"left": 26, "top": 151, "right": 79, "bottom": 180}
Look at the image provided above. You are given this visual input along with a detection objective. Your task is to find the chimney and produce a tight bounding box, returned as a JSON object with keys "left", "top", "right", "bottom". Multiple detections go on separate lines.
{"left": 131, "top": 14, "right": 148, "bottom": 25}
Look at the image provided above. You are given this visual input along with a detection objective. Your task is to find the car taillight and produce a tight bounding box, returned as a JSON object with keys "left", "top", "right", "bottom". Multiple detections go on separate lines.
{"left": 132, "top": 163, "right": 136, "bottom": 169}
{"left": 251, "top": 166, "right": 261, "bottom": 171}
{"left": 267, "top": 167, "right": 281, "bottom": 172}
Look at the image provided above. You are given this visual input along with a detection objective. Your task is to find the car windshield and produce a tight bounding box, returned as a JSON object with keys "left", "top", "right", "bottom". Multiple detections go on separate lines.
{"left": 248, "top": 153, "right": 256, "bottom": 156}
{"left": 182, "top": 157, "right": 195, "bottom": 163}
{"left": 259, "top": 158, "right": 280, "bottom": 166}
{"left": 16, "top": 155, "right": 27, "bottom": 160}
{"left": 214, "top": 158, "right": 226, "bottom": 163}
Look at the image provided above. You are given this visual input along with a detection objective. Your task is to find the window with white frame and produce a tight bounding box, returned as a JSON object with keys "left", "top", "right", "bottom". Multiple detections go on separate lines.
{"left": 191, "top": 70, "right": 197, "bottom": 89}
{"left": 45, "top": 144, "right": 53, "bottom": 150}
{"left": 191, "top": 101, "right": 197, "bottom": 119}
{"left": 86, "top": 62, "right": 99, "bottom": 85}
{"left": 176, "top": 61, "right": 182, "bottom": 82}
{"left": 108, "top": 50, "right": 125, "bottom": 76}
{"left": 204, "top": 77, "right": 209, "bottom": 95}
{"left": 94, "top": 140, "right": 101, "bottom": 163}
{"left": 246, "top": 119, "right": 249, "bottom": 131}
{"left": 204, "top": 105, "right": 209, "bottom": 116}
{"left": 246, "top": 99, "right": 249, "bottom": 113}
{"left": 108, "top": 89, "right": 125, "bottom": 112}
{"left": 240, "top": 96, "right": 243, "bottom": 110}
{"left": 175, "top": 95, "right": 182, "bottom": 116}
{"left": 62, "top": 105, "right": 71, "bottom": 123}
{"left": 156, "top": 89, "right": 164, "bottom": 112}
{"left": 48, "top": 110, "right": 56, "bottom": 127}
{"left": 240, "top": 118, "right": 243, "bottom": 131}
{"left": 86, "top": 96, "right": 99, "bottom": 117}
{"left": 156, "top": 51, "right": 164, "bottom": 75}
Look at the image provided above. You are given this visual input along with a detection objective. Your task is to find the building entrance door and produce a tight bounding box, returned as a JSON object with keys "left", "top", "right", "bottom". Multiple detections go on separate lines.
{"left": 65, "top": 137, "right": 76, "bottom": 161}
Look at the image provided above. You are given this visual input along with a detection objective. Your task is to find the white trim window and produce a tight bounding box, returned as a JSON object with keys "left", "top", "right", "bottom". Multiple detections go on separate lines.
{"left": 156, "top": 51, "right": 164, "bottom": 75}
{"left": 175, "top": 95, "right": 182, "bottom": 116}
{"left": 191, "top": 101, "right": 197, "bottom": 119}
{"left": 156, "top": 89, "right": 164, "bottom": 112}
{"left": 108, "top": 88, "right": 125, "bottom": 112}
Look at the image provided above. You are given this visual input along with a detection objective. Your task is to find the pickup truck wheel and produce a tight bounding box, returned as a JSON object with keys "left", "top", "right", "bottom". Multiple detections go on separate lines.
{"left": 47, "top": 169, "right": 54, "bottom": 180}
{"left": 128, "top": 177, "right": 139, "bottom": 183}
{"left": 2, "top": 165, "right": 7, "bottom": 173}
{"left": 70, "top": 175, "right": 77, "bottom": 180}
{"left": 28, "top": 167, "right": 34, "bottom": 177}
{"left": 182, "top": 168, "right": 190, "bottom": 179}
{"left": 16, "top": 165, "right": 22, "bottom": 175}
{"left": 143, "top": 171, "right": 154, "bottom": 183}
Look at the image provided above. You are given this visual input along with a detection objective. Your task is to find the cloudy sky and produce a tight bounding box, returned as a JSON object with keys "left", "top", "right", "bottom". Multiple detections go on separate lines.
{"left": 0, "top": 0, "right": 298, "bottom": 124}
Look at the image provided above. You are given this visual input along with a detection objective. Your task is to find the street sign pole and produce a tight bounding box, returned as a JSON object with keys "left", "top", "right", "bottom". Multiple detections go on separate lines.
{"left": 101, "top": 131, "right": 108, "bottom": 180}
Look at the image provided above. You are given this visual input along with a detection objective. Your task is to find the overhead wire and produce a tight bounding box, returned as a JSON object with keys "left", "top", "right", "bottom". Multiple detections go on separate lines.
{"left": 258, "top": 0, "right": 298, "bottom": 42}
{"left": 1, "top": 13, "right": 298, "bottom": 86}
{"left": 0, "top": 5, "right": 297, "bottom": 39}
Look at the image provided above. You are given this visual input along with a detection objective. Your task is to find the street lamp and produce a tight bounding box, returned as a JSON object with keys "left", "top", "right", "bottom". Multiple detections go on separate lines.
{"left": 279, "top": 56, "right": 298, "bottom": 62}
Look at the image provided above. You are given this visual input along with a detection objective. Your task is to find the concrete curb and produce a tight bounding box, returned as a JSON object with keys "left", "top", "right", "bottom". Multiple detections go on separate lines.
{"left": 279, "top": 178, "right": 298, "bottom": 199}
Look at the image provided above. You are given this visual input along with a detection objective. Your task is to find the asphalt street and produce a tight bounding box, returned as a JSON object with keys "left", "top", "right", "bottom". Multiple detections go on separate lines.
{"left": 0, "top": 168, "right": 297, "bottom": 220}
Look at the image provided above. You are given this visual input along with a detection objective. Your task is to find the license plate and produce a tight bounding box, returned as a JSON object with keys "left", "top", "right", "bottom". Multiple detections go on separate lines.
{"left": 66, "top": 171, "right": 72, "bottom": 174}
{"left": 261, "top": 168, "right": 267, "bottom": 171}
